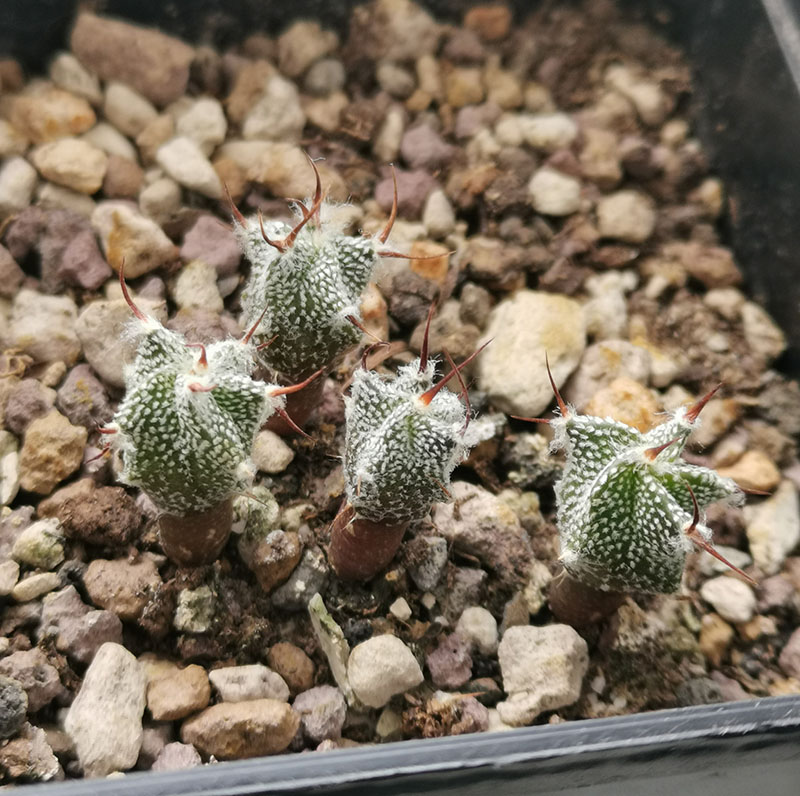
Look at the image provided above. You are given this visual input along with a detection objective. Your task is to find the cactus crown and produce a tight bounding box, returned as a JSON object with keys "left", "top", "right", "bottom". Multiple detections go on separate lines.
{"left": 235, "top": 160, "right": 398, "bottom": 382}
{"left": 530, "top": 365, "right": 749, "bottom": 594}
{"left": 343, "top": 313, "right": 487, "bottom": 524}
{"left": 104, "top": 274, "right": 284, "bottom": 516}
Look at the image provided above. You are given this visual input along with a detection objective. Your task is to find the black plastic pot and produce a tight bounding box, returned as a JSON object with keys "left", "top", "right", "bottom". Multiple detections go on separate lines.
{"left": 4, "top": 1, "right": 800, "bottom": 793}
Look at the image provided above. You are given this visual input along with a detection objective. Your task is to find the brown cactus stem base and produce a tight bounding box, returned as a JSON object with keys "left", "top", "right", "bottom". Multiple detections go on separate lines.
{"left": 548, "top": 568, "right": 627, "bottom": 629}
{"left": 158, "top": 498, "right": 234, "bottom": 567}
{"left": 265, "top": 375, "right": 325, "bottom": 436}
{"left": 328, "top": 503, "right": 408, "bottom": 581}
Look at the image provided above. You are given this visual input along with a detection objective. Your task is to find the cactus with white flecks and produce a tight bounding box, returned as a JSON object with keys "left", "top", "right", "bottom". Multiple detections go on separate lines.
{"left": 328, "top": 309, "right": 488, "bottom": 580}
{"left": 517, "top": 363, "right": 756, "bottom": 624}
{"left": 101, "top": 270, "right": 300, "bottom": 566}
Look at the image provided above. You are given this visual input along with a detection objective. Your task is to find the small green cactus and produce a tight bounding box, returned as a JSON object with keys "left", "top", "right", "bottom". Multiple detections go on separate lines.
{"left": 104, "top": 278, "right": 283, "bottom": 516}
{"left": 523, "top": 365, "right": 754, "bottom": 595}
{"left": 234, "top": 160, "right": 402, "bottom": 383}
{"left": 329, "top": 312, "right": 487, "bottom": 579}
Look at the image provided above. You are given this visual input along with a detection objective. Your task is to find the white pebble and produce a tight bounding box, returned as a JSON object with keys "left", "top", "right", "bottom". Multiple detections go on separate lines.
{"left": 0, "top": 156, "right": 37, "bottom": 218}
{"left": 156, "top": 137, "right": 222, "bottom": 199}
{"left": 528, "top": 167, "right": 581, "bottom": 216}
{"left": 389, "top": 597, "right": 412, "bottom": 622}
{"left": 347, "top": 635, "right": 423, "bottom": 708}
{"left": 171, "top": 260, "right": 223, "bottom": 312}
{"left": 49, "top": 52, "right": 102, "bottom": 105}
{"left": 700, "top": 576, "right": 756, "bottom": 624}
{"left": 243, "top": 75, "right": 306, "bottom": 143}
{"left": 104, "top": 82, "right": 158, "bottom": 138}
{"left": 175, "top": 98, "right": 227, "bottom": 156}
{"left": 518, "top": 112, "right": 578, "bottom": 151}
{"left": 82, "top": 122, "right": 138, "bottom": 162}
{"left": 422, "top": 188, "right": 456, "bottom": 239}
{"left": 251, "top": 429, "right": 295, "bottom": 474}
{"left": 456, "top": 606, "right": 498, "bottom": 655}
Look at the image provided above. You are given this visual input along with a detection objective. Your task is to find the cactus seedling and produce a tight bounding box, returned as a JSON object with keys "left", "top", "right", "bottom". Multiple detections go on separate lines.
{"left": 329, "top": 309, "right": 488, "bottom": 580}
{"left": 518, "top": 361, "right": 754, "bottom": 626}
{"left": 233, "top": 160, "right": 439, "bottom": 432}
{"left": 101, "top": 267, "right": 302, "bottom": 566}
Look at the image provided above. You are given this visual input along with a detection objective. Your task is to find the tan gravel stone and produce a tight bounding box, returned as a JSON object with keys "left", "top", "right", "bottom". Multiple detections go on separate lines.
{"left": 19, "top": 411, "right": 86, "bottom": 494}
{"left": 84, "top": 557, "right": 162, "bottom": 622}
{"left": 31, "top": 139, "right": 108, "bottom": 194}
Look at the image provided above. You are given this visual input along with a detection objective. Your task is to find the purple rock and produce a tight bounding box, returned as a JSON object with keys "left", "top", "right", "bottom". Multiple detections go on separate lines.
{"left": 3, "top": 206, "right": 46, "bottom": 262}
{"left": 4, "top": 378, "right": 56, "bottom": 435}
{"left": 450, "top": 694, "right": 489, "bottom": 734}
{"left": 151, "top": 742, "right": 202, "bottom": 771}
{"left": 40, "top": 586, "right": 122, "bottom": 665}
{"left": 0, "top": 245, "right": 24, "bottom": 298}
{"left": 56, "top": 364, "right": 114, "bottom": 430}
{"left": 293, "top": 685, "right": 347, "bottom": 743}
{"left": 39, "top": 210, "right": 92, "bottom": 293}
{"left": 400, "top": 125, "right": 453, "bottom": 171}
{"left": 375, "top": 169, "right": 437, "bottom": 219}
{"left": 454, "top": 103, "right": 502, "bottom": 139}
{"left": 779, "top": 627, "right": 800, "bottom": 679}
{"left": 426, "top": 633, "right": 473, "bottom": 689}
{"left": 443, "top": 28, "right": 486, "bottom": 63}
{"left": 59, "top": 230, "right": 113, "bottom": 290}
{"left": 180, "top": 215, "right": 241, "bottom": 277}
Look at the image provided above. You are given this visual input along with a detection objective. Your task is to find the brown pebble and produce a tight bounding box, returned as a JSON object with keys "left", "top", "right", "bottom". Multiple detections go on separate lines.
{"left": 267, "top": 642, "right": 315, "bottom": 696}
{"left": 464, "top": 5, "right": 512, "bottom": 41}
{"left": 83, "top": 557, "right": 162, "bottom": 622}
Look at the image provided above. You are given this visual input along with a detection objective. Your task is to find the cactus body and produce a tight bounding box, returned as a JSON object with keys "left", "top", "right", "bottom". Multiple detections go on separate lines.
{"left": 343, "top": 359, "right": 471, "bottom": 524}
{"left": 236, "top": 206, "right": 380, "bottom": 381}
{"left": 551, "top": 401, "right": 742, "bottom": 594}
{"left": 107, "top": 315, "right": 282, "bottom": 516}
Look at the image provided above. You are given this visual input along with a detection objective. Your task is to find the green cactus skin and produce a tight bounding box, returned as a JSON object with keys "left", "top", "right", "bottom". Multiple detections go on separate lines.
{"left": 343, "top": 358, "right": 472, "bottom": 524}
{"left": 548, "top": 386, "right": 744, "bottom": 594}
{"left": 105, "top": 311, "right": 283, "bottom": 518}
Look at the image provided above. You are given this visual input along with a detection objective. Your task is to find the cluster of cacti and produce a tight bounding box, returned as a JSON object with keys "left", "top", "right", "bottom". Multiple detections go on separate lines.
{"left": 329, "top": 311, "right": 487, "bottom": 580}
{"left": 519, "top": 362, "right": 755, "bottom": 624}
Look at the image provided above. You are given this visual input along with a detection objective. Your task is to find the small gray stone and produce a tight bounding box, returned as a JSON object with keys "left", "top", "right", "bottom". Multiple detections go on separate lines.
{"left": 4, "top": 379, "right": 56, "bottom": 436}
{"left": 347, "top": 635, "right": 423, "bottom": 708}
{"left": 406, "top": 535, "right": 448, "bottom": 591}
{"left": 0, "top": 676, "right": 27, "bottom": 739}
{"left": 293, "top": 685, "right": 347, "bottom": 743}
{"left": 209, "top": 664, "right": 290, "bottom": 703}
{"left": 56, "top": 364, "right": 114, "bottom": 429}
{"left": 497, "top": 624, "right": 588, "bottom": 726}
{"left": 304, "top": 58, "right": 346, "bottom": 96}
{"left": 64, "top": 642, "right": 147, "bottom": 777}
{"left": 271, "top": 546, "right": 329, "bottom": 611}
{"left": 0, "top": 648, "right": 64, "bottom": 713}
{"left": 700, "top": 576, "right": 757, "bottom": 624}
{"left": 151, "top": 742, "right": 202, "bottom": 771}
{"left": 400, "top": 124, "right": 452, "bottom": 170}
